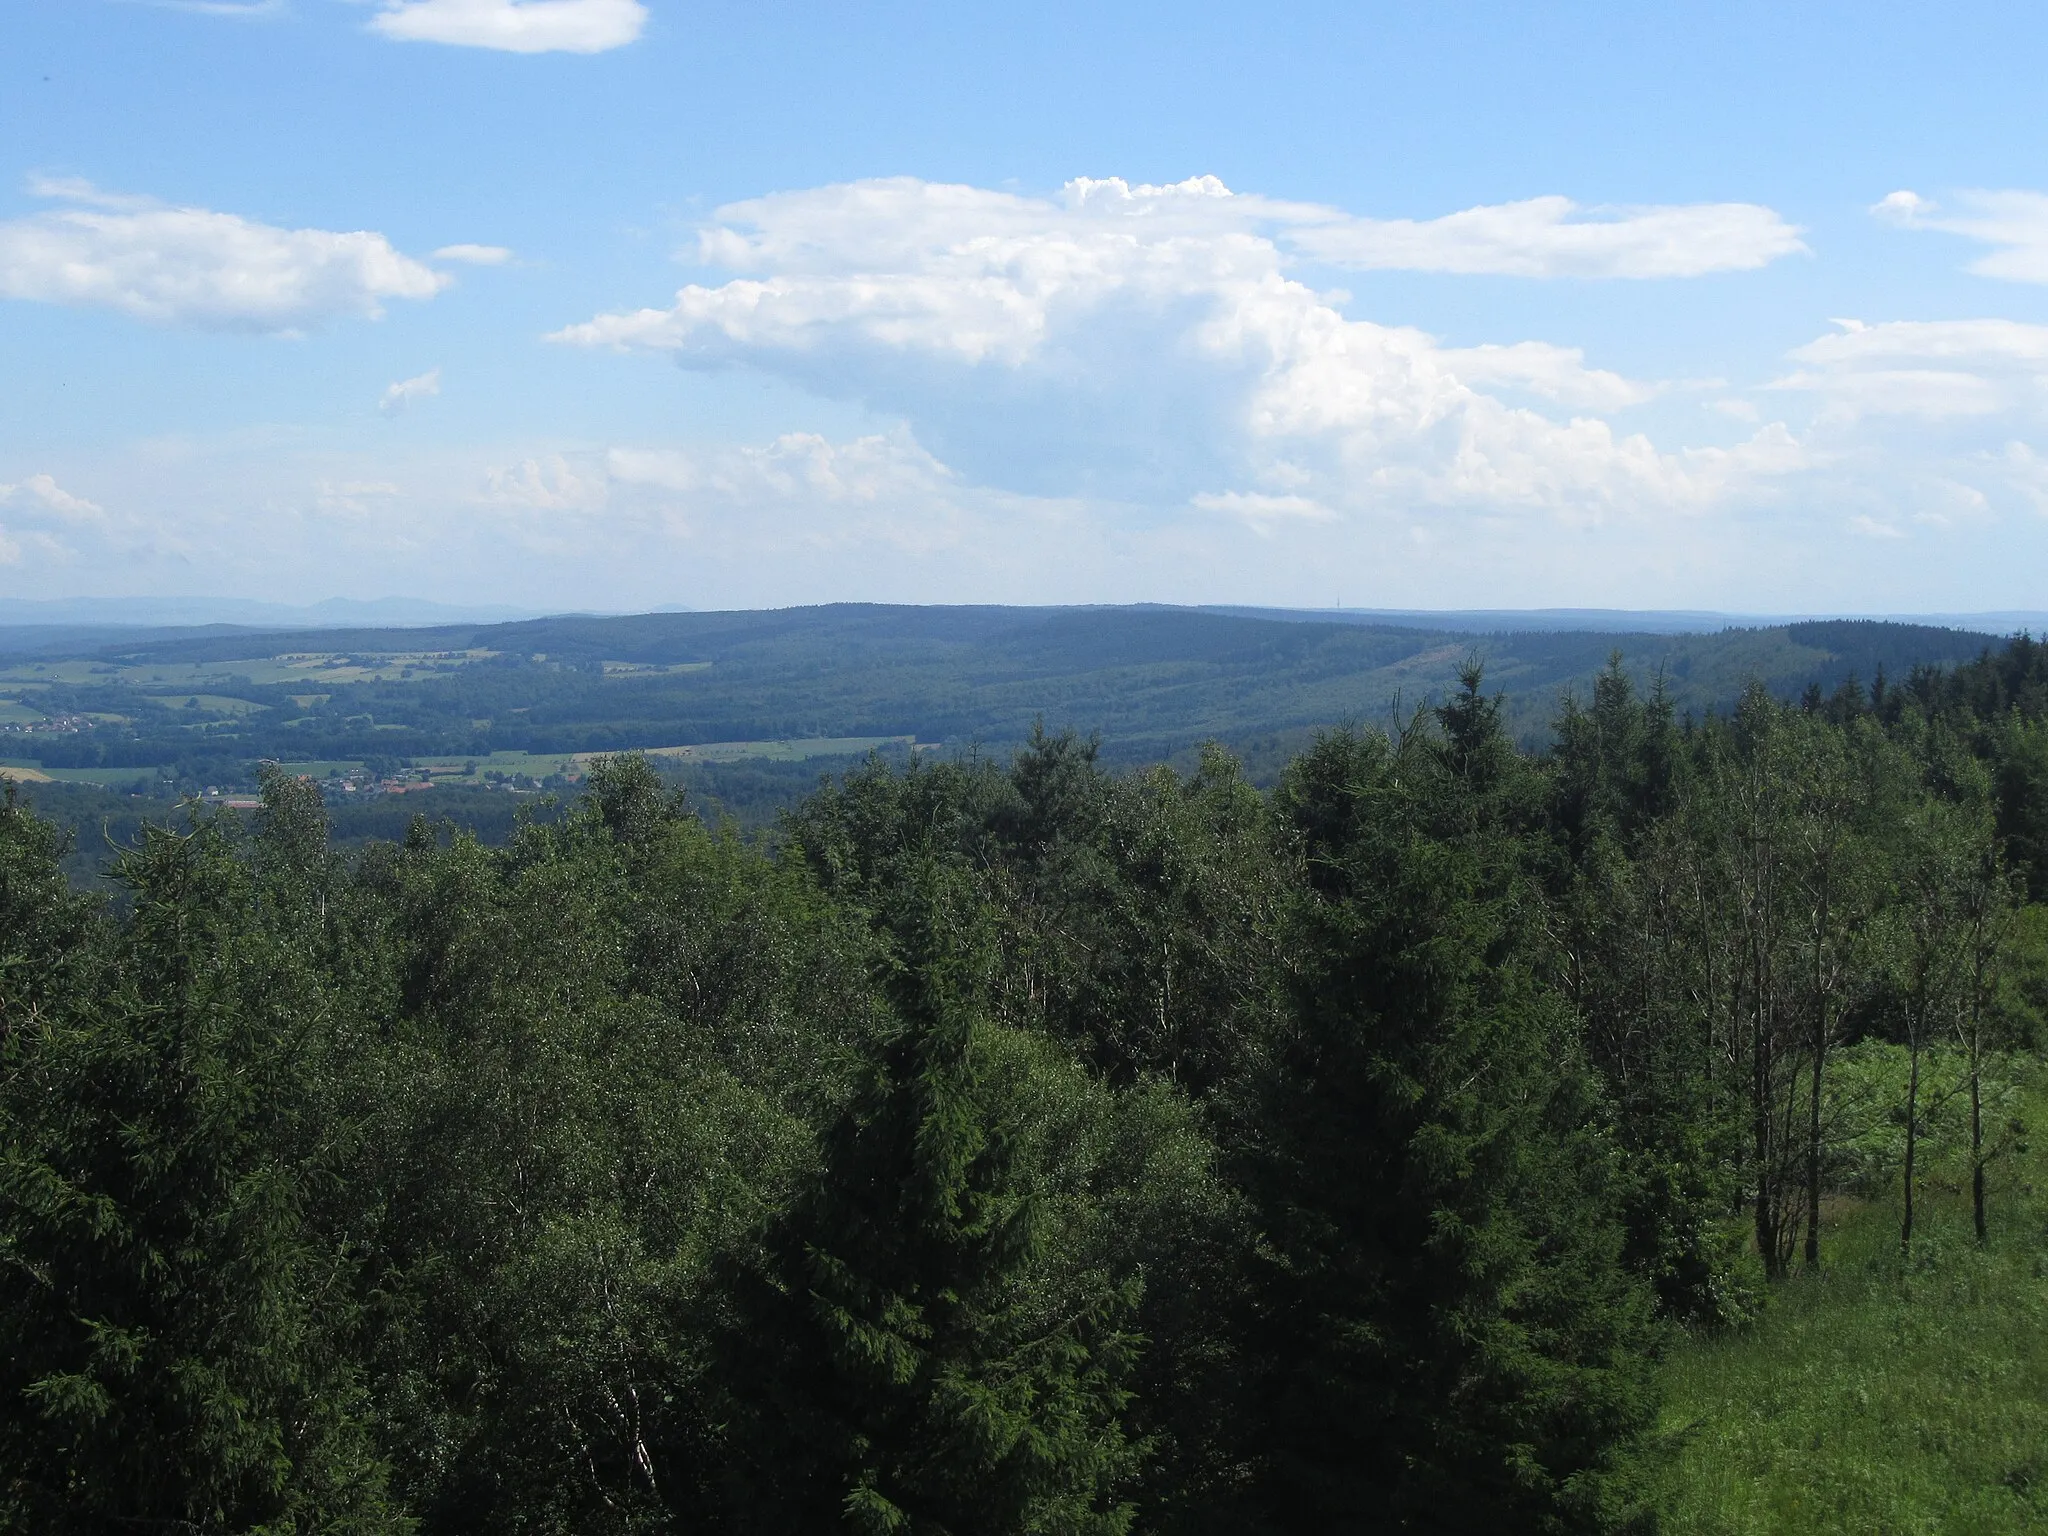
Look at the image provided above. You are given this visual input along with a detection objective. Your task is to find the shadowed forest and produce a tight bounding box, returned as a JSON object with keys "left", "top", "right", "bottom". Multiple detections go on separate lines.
{"left": 6, "top": 632, "right": 2048, "bottom": 1532}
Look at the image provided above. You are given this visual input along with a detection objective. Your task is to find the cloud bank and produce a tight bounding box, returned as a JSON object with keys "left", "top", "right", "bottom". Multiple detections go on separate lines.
{"left": 0, "top": 179, "right": 450, "bottom": 333}
{"left": 369, "top": 0, "right": 648, "bottom": 54}
{"left": 554, "top": 175, "right": 1799, "bottom": 520}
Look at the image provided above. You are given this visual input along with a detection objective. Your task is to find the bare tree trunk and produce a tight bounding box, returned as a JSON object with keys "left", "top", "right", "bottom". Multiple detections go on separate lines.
{"left": 1901, "top": 1014, "right": 1922, "bottom": 1256}
{"left": 1970, "top": 1056, "right": 1986, "bottom": 1243}
{"left": 1804, "top": 1042, "right": 1825, "bottom": 1268}
{"left": 1752, "top": 981, "right": 1779, "bottom": 1276}
{"left": 1804, "top": 900, "right": 1830, "bottom": 1270}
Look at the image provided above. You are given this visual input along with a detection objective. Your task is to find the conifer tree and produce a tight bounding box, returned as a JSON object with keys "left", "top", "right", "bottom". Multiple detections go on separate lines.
{"left": 0, "top": 785, "right": 395, "bottom": 1532}
{"left": 723, "top": 860, "right": 1141, "bottom": 1535}
{"left": 1243, "top": 699, "right": 1653, "bottom": 1533}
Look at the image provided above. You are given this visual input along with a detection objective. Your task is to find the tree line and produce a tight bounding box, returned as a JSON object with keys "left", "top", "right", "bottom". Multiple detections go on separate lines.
{"left": 3, "top": 634, "right": 2046, "bottom": 1534}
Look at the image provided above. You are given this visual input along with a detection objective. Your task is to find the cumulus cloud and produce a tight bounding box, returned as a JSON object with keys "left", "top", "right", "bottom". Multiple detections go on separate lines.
{"left": 1435, "top": 342, "right": 1661, "bottom": 409}
{"left": 0, "top": 474, "right": 108, "bottom": 570}
{"left": 1191, "top": 490, "right": 1337, "bottom": 536}
{"left": 1772, "top": 318, "right": 2048, "bottom": 418}
{"left": 369, "top": 0, "right": 647, "bottom": 53}
{"left": 380, "top": 367, "right": 442, "bottom": 414}
{"left": 0, "top": 473, "right": 104, "bottom": 521}
{"left": 555, "top": 174, "right": 1794, "bottom": 520}
{"left": 0, "top": 179, "right": 449, "bottom": 332}
{"left": 433, "top": 243, "right": 513, "bottom": 265}
{"left": 1876, "top": 189, "right": 2048, "bottom": 283}
{"left": 610, "top": 431, "right": 960, "bottom": 524}
{"left": 482, "top": 454, "right": 611, "bottom": 511}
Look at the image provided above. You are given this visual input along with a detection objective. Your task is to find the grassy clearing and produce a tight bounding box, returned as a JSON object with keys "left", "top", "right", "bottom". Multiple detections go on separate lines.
{"left": 0, "top": 650, "right": 501, "bottom": 689}
{"left": 1, "top": 762, "right": 158, "bottom": 789}
{"left": 611, "top": 735, "right": 920, "bottom": 764}
{"left": 599, "top": 660, "right": 712, "bottom": 676}
{"left": 1648, "top": 1068, "right": 2048, "bottom": 1534}
{"left": 144, "top": 693, "right": 266, "bottom": 714}
{"left": 411, "top": 750, "right": 577, "bottom": 777}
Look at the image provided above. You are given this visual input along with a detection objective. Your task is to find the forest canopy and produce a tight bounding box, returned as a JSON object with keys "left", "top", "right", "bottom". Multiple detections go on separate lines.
{"left": 4, "top": 631, "right": 2048, "bottom": 1533}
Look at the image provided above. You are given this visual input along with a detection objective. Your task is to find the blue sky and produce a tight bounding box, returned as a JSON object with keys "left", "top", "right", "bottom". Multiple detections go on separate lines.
{"left": 6, "top": 0, "right": 2048, "bottom": 613}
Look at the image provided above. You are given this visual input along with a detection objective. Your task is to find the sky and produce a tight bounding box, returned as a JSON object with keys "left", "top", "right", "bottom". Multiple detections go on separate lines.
{"left": 6, "top": 1, "right": 2048, "bottom": 615}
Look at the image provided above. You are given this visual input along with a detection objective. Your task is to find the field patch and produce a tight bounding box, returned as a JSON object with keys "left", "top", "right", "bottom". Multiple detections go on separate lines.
{"left": 589, "top": 735, "right": 920, "bottom": 765}
{"left": 146, "top": 694, "right": 267, "bottom": 714}
{"left": 0, "top": 762, "right": 154, "bottom": 788}
{"left": 601, "top": 660, "right": 712, "bottom": 677}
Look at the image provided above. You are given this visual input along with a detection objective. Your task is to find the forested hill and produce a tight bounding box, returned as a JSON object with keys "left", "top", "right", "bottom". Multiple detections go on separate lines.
{"left": 0, "top": 605, "right": 2003, "bottom": 787}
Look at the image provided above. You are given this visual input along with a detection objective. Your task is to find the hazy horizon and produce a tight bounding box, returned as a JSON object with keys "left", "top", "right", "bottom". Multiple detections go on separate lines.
{"left": 3, "top": 593, "right": 2045, "bottom": 643}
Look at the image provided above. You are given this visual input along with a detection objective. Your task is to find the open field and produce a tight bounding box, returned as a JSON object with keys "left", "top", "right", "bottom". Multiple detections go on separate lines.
{"left": 0, "top": 648, "right": 502, "bottom": 690}
{"left": 595, "top": 734, "right": 921, "bottom": 765}
{"left": 2, "top": 762, "right": 161, "bottom": 788}
{"left": 599, "top": 660, "right": 713, "bottom": 677}
{"left": 147, "top": 694, "right": 269, "bottom": 714}
{"left": 1646, "top": 1067, "right": 2048, "bottom": 1534}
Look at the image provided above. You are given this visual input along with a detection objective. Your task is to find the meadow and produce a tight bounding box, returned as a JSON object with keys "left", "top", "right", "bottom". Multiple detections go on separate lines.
{"left": 1649, "top": 1057, "right": 2048, "bottom": 1534}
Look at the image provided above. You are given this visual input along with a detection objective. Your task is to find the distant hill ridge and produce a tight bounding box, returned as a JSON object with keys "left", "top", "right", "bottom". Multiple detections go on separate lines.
{"left": 0, "top": 606, "right": 2009, "bottom": 780}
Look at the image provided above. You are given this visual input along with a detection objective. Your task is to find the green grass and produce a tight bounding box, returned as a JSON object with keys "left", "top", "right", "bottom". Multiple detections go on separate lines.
{"left": 615, "top": 734, "right": 920, "bottom": 764}
{"left": 1648, "top": 1073, "right": 2048, "bottom": 1534}
{"left": 0, "top": 649, "right": 500, "bottom": 689}
{"left": 145, "top": 693, "right": 266, "bottom": 714}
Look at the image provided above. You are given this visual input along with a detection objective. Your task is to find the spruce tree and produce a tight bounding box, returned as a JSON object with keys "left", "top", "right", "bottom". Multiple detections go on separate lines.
{"left": 723, "top": 860, "right": 1141, "bottom": 1535}
{"left": 0, "top": 786, "right": 395, "bottom": 1532}
{"left": 1242, "top": 702, "right": 1654, "bottom": 1533}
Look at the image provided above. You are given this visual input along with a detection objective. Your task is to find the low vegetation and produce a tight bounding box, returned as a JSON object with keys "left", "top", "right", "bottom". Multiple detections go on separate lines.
{"left": 1649, "top": 1060, "right": 2048, "bottom": 1533}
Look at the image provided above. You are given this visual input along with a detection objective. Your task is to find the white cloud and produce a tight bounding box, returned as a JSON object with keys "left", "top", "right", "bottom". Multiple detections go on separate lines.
{"left": 0, "top": 179, "right": 447, "bottom": 332}
{"left": 0, "top": 473, "right": 104, "bottom": 522}
{"left": 1191, "top": 490, "right": 1337, "bottom": 536}
{"left": 1435, "top": 341, "right": 1660, "bottom": 409}
{"left": 555, "top": 175, "right": 1792, "bottom": 521}
{"left": 369, "top": 0, "right": 647, "bottom": 53}
{"left": 1876, "top": 189, "right": 2048, "bottom": 283}
{"left": 1772, "top": 318, "right": 2048, "bottom": 418}
{"left": 482, "top": 454, "right": 611, "bottom": 511}
{"left": 380, "top": 367, "right": 443, "bottom": 414}
{"left": 433, "top": 242, "right": 513, "bottom": 265}
{"left": 1290, "top": 195, "right": 1806, "bottom": 279}
{"left": 677, "top": 175, "right": 1802, "bottom": 282}
{"left": 609, "top": 431, "right": 953, "bottom": 506}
